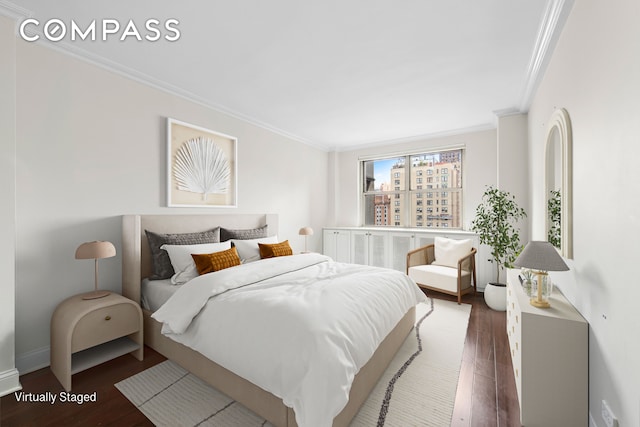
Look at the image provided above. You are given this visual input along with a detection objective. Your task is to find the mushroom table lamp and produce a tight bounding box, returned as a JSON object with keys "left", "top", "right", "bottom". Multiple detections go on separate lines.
{"left": 513, "top": 241, "right": 569, "bottom": 308}
{"left": 75, "top": 241, "right": 116, "bottom": 300}
{"left": 298, "top": 227, "right": 314, "bottom": 253}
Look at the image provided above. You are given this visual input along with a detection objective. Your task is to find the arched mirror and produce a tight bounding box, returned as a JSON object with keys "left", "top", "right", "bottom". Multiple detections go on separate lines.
{"left": 544, "top": 108, "right": 572, "bottom": 258}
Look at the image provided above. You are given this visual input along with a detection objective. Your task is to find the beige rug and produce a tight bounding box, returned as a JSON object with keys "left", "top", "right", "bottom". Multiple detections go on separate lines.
{"left": 116, "top": 297, "right": 471, "bottom": 426}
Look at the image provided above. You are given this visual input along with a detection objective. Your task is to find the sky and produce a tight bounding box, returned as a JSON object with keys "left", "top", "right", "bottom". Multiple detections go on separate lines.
{"left": 372, "top": 158, "right": 401, "bottom": 190}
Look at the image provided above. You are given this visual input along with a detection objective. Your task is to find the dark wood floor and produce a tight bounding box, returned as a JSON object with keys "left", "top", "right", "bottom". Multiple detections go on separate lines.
{"left": 0, "top": 292, "right": 520, "bottom": 427}
{"left": 447, "top": 292, "right": 520, "bottom": 427}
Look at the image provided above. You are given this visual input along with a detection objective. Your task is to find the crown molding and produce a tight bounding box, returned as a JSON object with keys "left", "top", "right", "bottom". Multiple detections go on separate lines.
{"left": 0, "top": 0, "right": 30, "bottom": 20}
{"left": 333, "top": 123, "right": 496, "bottom": 153}
{"left": 519, "top": 0, "right": 575, "bottom": 112}
{"left": 39, "top": 39, "right": 331, "bottom": 152}
{"left": 493, "top": 107, "right": 522, "bottom": 118}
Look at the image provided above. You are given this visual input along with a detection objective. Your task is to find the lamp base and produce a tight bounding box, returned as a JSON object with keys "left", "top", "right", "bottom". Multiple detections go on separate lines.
{"left": 530, "top": 297, "right": 551, "bottom": 308}
{"left": 82, "top": 290, "right": 111, "bottom": 300}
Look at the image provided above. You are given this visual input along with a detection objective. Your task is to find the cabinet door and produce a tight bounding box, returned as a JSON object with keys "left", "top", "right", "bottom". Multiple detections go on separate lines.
{"left": 350, "top": 230, "right": 368, "bottom": 265}
{"left": 333, "top": 231, "right": 350, "bottom": 263}
{"left": 323, "top": 229, "right": 350, "bottom": 263}
{"left": 350, "top": 230, "right": 388, "bottom": 268}
{"left": 388, "top": 232, "right": 415, "bottom": 272}
{"left": 367, "top": 231, "right": 388, "bottom": 268}
{"left": 413, "top": 232, "right": 436, "bottom": 248}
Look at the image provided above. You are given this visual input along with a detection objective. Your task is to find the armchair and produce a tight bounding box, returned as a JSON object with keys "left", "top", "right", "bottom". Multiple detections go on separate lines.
{"left": 406, "top": 237, "right": 477, "bottom": 304}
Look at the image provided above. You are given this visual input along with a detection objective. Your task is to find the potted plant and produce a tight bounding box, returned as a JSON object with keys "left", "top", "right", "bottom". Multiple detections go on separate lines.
{"left": 471, "top": 186, "right": 527, "bottom": 310}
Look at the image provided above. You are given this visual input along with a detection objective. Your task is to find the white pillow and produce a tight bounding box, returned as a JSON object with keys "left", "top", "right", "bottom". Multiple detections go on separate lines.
{"left": 231, "top": 235, "right": 279, "bottom": 263}
{"left": 161, "top": 242, "right": 231, "bottom": 284}
{"left": 433, "top": 237, "right": 473, "bottom": 268}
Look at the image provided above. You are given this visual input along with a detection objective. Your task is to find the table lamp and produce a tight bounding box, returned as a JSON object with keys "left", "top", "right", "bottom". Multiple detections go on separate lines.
{"left": 75, "top": 240, "right": 116, "bottom": 300}
{"left": 513, "top": 241, "right": 569, "bottom": 308}
{"left": 298, "top": 227, "right": 314, "bottom": 253}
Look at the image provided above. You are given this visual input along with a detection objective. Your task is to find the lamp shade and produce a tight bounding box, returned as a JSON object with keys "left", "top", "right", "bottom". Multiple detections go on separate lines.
{"left": 298, "top": 227, "right": 314, "bottom": 236}
{"left": 514, "top": 241, "right": 569, "bottom": 272}
{"left": 75, "top": 241, "right": 116, "bottom": 260}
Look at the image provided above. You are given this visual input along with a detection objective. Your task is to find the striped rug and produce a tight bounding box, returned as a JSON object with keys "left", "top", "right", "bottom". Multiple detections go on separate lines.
{"left": 116, "top": 297, "right": 471, "bottom": 426}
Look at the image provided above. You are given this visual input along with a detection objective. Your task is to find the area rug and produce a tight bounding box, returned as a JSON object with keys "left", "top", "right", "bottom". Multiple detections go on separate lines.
{"left": 116, "top": 297, "right": 471, "bottom": 426}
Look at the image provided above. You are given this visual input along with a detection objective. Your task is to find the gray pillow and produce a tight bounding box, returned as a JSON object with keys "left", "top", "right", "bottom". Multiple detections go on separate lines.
{"left": 145, "top": 228, "right": 220, "bottom": 280}
{"left": 220, "top": 225, "right": 268, "bottom": 241}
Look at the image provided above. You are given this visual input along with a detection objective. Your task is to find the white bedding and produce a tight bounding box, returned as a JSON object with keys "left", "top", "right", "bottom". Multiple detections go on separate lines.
{"left": 152, "top": 253, "right": 426, "bottom": 427}
{"left": 141, "top": 278, "right": 178, "bottom": 312}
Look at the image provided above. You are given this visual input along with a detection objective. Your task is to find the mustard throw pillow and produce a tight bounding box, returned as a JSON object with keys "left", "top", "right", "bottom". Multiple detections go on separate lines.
{"left": 192, "top": 246, "right": 241, "bottom": 275}
{"left": 259, "top": 240, "right": 293, "bottom": 259}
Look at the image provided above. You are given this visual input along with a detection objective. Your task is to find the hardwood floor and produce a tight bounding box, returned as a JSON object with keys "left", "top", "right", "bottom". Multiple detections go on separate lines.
{"left": 0, "top": 292, "right": 520, "bottom": 427}
{"left": 446, "top": 292, "right": 521, "bottom": 427}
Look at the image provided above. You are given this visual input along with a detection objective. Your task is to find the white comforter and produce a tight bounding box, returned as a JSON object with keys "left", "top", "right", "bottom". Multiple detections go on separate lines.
{"left": 152, "top": 253, "right": 425, "bottom": 427}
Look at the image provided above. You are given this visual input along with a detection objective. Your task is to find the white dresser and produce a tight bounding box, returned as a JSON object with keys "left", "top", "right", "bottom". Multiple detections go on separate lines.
{"left": 506, "top": 269, "right": 588, "bottom": 427}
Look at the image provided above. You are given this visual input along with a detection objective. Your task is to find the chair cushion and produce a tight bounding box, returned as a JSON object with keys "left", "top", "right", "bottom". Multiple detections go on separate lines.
{"left": 433, "top": 237, "right": 473, "bottom": 268}
{"left": 408, "top": 264, "right": 471, "bottom": 293}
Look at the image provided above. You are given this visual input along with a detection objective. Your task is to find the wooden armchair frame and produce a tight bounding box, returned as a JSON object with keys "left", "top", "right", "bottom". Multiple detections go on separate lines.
{"left": 406, "top": 244, "right": 477, "bottom": 304}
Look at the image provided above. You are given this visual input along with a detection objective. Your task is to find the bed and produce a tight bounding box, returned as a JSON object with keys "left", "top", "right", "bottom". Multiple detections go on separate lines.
{"left": 122, "top": 214, "right": 421, "bottom": 427}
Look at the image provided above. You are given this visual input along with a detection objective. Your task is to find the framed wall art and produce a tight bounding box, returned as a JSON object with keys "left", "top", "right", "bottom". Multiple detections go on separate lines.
{"left": 167, "top": 118, "right": 237, "bottom": 207}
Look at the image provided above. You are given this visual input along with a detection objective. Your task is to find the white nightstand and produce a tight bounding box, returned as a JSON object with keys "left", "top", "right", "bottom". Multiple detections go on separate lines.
{"left": 50, "top": 292, "right": 143, "bottom": 391}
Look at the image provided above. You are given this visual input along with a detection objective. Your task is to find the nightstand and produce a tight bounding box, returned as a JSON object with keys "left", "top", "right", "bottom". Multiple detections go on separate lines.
{"left": 50, "top": 292, "right": 143, "bottom": 391}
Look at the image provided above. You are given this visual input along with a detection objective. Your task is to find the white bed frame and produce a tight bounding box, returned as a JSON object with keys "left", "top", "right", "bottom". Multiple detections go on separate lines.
{"left": 121, "top": 214, "right": 415, "bottom": 427}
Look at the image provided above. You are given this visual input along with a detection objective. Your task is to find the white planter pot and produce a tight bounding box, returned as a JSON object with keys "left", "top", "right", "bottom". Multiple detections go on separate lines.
{"left": 484, "top": 283, "right": 507, "bottom": 311}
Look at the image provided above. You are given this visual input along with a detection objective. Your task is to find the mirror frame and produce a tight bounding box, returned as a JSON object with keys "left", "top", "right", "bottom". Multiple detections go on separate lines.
{"left": 544, "top": 108, "right": 573, "bottom": 258}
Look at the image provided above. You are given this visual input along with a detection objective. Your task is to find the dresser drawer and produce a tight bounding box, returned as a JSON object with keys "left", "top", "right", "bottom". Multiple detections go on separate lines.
{"left": 506, "top": 280, "right": 522, "bottom": 400}
{"left": 72, "top": 303, "right": 140, "bottom": 352}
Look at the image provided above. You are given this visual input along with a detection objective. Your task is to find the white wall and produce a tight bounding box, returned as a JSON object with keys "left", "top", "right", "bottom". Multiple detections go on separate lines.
{"left": 13, "top": 40, "right": 329, "bottom": 373}
{"left": 528, "top": 1, "right": 640, "bottom": 425}
{"left": 0, "top": 15, "right": 21, "bottom": 397}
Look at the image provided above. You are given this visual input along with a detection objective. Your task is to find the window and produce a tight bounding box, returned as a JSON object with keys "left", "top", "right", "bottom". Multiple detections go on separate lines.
{"left": 361, "top": 149, "right": 463, "bottom": 228}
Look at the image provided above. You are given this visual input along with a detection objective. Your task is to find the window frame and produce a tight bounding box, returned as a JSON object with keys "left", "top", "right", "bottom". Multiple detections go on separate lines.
{"left": 359, "top": 147, "right": 464, "bottom": 229}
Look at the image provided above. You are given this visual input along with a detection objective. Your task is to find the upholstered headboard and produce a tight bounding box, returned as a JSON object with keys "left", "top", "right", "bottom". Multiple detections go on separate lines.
{"left": 121, "top": 214, "right": 278, "bottom": 305}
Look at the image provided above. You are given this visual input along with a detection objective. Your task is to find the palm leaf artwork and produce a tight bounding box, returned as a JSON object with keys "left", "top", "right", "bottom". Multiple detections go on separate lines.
{"left": 173, "top": 137, "right": 230, "bottom": 201}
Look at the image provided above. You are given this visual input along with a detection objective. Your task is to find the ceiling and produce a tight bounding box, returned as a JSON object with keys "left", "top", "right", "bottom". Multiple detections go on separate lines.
{"left": 5, "top": 0, "right": 571, "bottom": 151}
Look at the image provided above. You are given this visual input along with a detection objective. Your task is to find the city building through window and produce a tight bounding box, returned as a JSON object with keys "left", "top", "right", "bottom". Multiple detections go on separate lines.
{"left": 361, "top": 149, "right": 463, "bottom": 228}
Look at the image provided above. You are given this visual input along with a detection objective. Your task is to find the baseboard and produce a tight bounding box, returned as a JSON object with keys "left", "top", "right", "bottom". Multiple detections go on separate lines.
{"left": 15, "top": 345, "right": 50, "bottom": 375}
{"left": 0, "top": 368, "right": 21, "bottom": 397}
